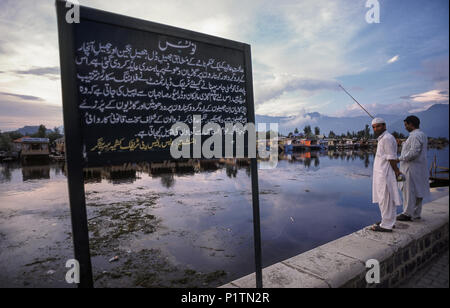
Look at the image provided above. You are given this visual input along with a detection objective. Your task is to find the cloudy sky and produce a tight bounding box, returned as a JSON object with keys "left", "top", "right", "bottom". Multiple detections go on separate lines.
{"left": 0, "top": 0, "right": 448, "bottom": 131}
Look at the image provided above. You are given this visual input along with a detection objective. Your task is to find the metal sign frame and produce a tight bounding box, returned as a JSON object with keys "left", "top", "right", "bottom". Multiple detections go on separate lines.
{"left": 55, "top": 0, "right": 262, "bottom": 288}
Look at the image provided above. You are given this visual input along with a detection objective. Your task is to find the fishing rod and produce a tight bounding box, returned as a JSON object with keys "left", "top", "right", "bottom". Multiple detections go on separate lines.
{"left": 338, "top": 84, "right": 375, "bottom": 119}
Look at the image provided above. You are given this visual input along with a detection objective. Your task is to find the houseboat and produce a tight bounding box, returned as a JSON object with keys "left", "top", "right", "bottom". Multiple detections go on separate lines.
{"left": 17, "top": 137, "right": 50, "bottom": 163}
{"left": 323, "top": 139, "right": 337, "bottom": 150}
{"left": 292, "top": 139, "right": 322, "bottom": 151}
{"left": 336, "top": 139, "right": 360, "bottom": 149}
{"left": 282, "top": 138, "right": 294, "bottom": 152}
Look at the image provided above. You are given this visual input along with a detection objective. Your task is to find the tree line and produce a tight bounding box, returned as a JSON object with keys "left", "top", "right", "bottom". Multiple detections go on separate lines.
{"left": 0, "top": 125, "right": 63, "bottom": 152}
{"left": 286, "top": 125, "right": 408, "bottom": 140}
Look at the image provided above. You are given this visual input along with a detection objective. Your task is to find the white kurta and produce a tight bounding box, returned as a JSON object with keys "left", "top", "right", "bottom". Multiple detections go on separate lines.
{"left": 372, "top": 131, "right": 402, "bottom": 206}
{"left": 399, "top": 129, "right": 430, "bottom": 198}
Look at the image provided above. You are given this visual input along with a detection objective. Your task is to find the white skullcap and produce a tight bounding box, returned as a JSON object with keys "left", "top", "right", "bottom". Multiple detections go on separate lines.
{"left": 371, "top": 117, "right": 385, "bottom": 125}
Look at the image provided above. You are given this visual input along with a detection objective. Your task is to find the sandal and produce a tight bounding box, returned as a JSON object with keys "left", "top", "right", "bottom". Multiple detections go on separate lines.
{"left": 370, "top": 224, "right": 393, "bottom": 232}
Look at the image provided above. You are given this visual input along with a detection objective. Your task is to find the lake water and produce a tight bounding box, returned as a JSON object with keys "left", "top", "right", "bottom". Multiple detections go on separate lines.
{"left": 0, "top": 147, "right": 448, "bottom": 287}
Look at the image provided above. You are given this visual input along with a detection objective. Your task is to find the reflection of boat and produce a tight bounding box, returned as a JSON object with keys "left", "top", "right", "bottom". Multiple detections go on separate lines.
{"left": 22, "top": 165, "right": 50, "bottom": 181}
{"left": 292, "top": 152, "right": 316, "bottom": 159}
{"left": 290, "top": 151, "right": 320, "bottom": 169}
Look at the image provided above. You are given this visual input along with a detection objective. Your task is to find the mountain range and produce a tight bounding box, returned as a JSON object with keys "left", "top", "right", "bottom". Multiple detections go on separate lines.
{"left": 13, "top": 125, "right": 63, "bottom": 136}
{"left": 8, "top": 104, "right": 448, "bottom": 139}
{"left": 256, "top": 104, "right": 449, "bottom": 138}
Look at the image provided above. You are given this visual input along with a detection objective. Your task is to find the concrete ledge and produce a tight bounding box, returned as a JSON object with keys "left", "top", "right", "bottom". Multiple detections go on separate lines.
{"left": 220, "top": 193, "right": 449, "bottom": 288}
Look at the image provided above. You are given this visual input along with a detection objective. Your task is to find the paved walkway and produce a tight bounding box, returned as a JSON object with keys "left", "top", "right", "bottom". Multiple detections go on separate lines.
{"left": 398, "top": 249, "right": 449, "bottom": 288}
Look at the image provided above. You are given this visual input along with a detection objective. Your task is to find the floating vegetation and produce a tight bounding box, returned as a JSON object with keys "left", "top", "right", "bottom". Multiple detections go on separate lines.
{"left": 93, "top": 249, "right": 228, "bottom": 288}
{"left": 87, "top": 196, "right": 160, "bottom": 256}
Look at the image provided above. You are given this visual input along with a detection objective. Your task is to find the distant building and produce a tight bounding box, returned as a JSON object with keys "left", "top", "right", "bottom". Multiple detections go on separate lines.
{"left": 14, "top": 137, "right": 50, "bottom": 162}
{"left": 12, "top": 136, "right": 31, "bottom": 152}
{"left": 55, "top": 137, "right": 66, "bottom": 154}
{"left": 324, "top": 139, "right": 337, "bottom": 149}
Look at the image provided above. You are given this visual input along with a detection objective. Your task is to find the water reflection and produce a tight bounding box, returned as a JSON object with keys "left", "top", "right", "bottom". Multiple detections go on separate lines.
{"left": 80, "top": 159, "right": 250, "bottom": 187}
{"left": 22, "top": 165, "right": 50, "bottom": 181}
{"left": 0, "top": 147, "right": 448, "bottom": 288}
{"left": 158, "top": 173, "right": 175, "bottom": 188}
{"left": 0, "top": 148, "right": 446, "bottom": 185}
{"left": 1, "top": 162, "right": 61, "bottom": 183}
{"left": 0, "top": 164, "right": 13, "bottom": 183}
{"left": 73, "top": 150, "right": 372, "bottom": 182}
{"left": 280, "top": 149, "right": 374, "bottom": 169}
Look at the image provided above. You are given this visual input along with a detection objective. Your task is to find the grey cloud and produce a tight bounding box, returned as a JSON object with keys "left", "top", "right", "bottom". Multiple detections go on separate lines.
{"left": 0, "top": 99, "right": 61, "bottom": 117}
{"left": 283, "top": 78, "right": 340, "bottom": 92}
{"left": 13, "top": 66, "right": 60, "bottom": 76}
{"left": 256, "top": 77, "right": 340, "bottom": 104}
{"left": 12, "top": 66, "right": 60, "bottom": 80}
{"left": 0, "top": 91, "right": 44, "bottom": 101}
{"left": 0, "top": 93, "right": 62, "bottom": 131}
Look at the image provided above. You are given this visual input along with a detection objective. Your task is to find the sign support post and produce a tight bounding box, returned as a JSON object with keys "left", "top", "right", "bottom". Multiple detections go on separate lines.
{"left": 244, "top": 45, "right": 263, "bottom": 289}
{"left": 56, "top": 0, "right": 94, "bottom": 288}
{"left": 250, "top": 158, "right": 263, "bottom": 288}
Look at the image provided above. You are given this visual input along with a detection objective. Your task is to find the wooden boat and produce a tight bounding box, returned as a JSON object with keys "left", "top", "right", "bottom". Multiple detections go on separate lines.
{"left": 429, "top": 155, "right": 449, "bottom": 187}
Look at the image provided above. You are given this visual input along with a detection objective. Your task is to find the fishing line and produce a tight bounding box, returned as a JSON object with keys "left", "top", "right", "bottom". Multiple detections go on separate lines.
{"left": 338, "top": 84, "right": 375, "bottom": 119}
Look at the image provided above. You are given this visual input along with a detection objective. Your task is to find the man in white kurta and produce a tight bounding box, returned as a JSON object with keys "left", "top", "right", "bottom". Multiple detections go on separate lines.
{"left": 397, "top": 116, "right": 430, "bottom": 221}
{"left": 372, "top": 118, "right": 402, "bottom": 231}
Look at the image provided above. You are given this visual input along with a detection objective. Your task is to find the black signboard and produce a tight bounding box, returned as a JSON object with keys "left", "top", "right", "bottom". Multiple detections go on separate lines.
{"left": 61, "top": 2, "right": 254, "bottom": 167}
{"left": 56, "top": 0, "right": 261, "bottom": 288}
